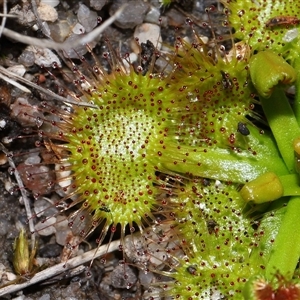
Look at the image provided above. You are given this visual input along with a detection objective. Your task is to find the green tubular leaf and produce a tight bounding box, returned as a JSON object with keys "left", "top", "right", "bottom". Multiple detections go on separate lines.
{"left": 249, "top": 51, "right": 297, "bottom": 98}
{"left": 266, "top": 196, "right": 300, "bottom": 281}
{"left": 278, "top": 174, "right": 300, "bottom": 196}
{"left": 258, "top": 86, "right": 300, "bottom": 172}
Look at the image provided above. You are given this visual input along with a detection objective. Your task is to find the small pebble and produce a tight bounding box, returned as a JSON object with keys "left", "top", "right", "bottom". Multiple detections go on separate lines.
{"left": 0, "top": 153, "right": 8, "bottom": 165}
{"left": 25, "top": 154, "right": 41, "bottom": 165}
{"left": 63, "top": 34, "right": 98, "bottom": 58}
{"left": 0, "top": 119, "right": 6, "bottom": 129}
{"left": 19, "top": 50, "right": 35, "bottom": 67}
{"left": 34, "top": 197, "right": 58, "bottom": 218}
{"left": 55, "top": 163, "right": 72, "bottom": 189}
{"left": 35, "top": 217, "right": 57, "bottom": 236}
{"left": 138, "top": 269, "right": 155, "bottom": 287}
{"left": 39, "top": 243, "right": 62, "bottom": 258}
{"left": 132, "top": 23, "right": 162, "bottom": 53}
{"left": 77, "top": 4, "right": 98, "bottom": 33}
{"left": 9, "top": 4, "right": 36, "bottom": 26}
{"left": 37, "top": 3, "right": 58, "bottom": 22}
{"left": 166, "top": 7, "right": 187, "bottom": 27}
{"left": 38, "top": 294, "right": 50, "bottom": 300}
{"left": 144, "top": 6, "right": 161, "bottom": 24}
{"left": 110, "top": 264, "right": 137, "bottom": 289}
{"left": 26, "top": 46, "right": 61, "bottom": 68}
{"left": 90, "top": 0, "right": 107, "bottom": 11}
{"left": 0, "top": 218, "right": 10, "bottom": 236}
{"left": 7, "top": 65, "right": 26, "bottom": 77}
{"left": 55, "top": 215, "right": 72, "bottom": 246}
{"left": 110, "top": 0, "right": 150, "bottom": 29}
{"left": 11, "top": 296, "right": 24, "bottom": 300}
{"left": 41, "top": 0, "right": 60, "bottom": 7}
{"left": 72, "top": 23, "right": 85, "bottom": 34}
{"left": 48, "top": 20, "right": 73, "bottom": 43}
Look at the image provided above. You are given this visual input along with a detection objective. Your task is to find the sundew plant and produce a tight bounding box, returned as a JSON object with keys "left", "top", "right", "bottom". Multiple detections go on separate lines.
{"left": 3, "top": 0, "right": 300, "bottom": 298}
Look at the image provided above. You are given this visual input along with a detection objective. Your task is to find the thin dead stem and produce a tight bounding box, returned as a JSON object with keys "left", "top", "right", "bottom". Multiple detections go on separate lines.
{"left": 0, "top": 0, "right": 7, "bottom": 37}
{"left": 0, "top": 66, "right": 97, "bottom": 108}
{"left": 0, "top": 143, "right": 36, "bottom": 248}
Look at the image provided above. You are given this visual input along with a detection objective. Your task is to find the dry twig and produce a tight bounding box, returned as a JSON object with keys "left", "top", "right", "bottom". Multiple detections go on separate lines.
{"left": 0, "top": 66, "right": 98, "bottom": 108}
{"left": 0, "top": 142, "right": 36, "bottom": 248}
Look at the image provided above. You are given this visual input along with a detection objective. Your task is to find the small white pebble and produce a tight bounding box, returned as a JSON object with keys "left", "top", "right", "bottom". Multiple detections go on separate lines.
{"left": 38, "top": 294, "right": 51, "bottom": 300}
{"left": 26, "top": 46, "right": 61, "bottom": 68}
{"left": 72, "top": 23, "right": 85, "bottom": 34}
{"left": 32, "top": 24, "right": 39, "bottom": 31}
{"left": 18, "top": 196, "right": 24, "bottom": 205}
{"left": 55, "top": 163, "right": 72, "bottom": 189}
{"left": 132, "top": 23, "right": 162, "bottom": 53}
{"left": 37, "top": 3, "right": 58, "bottom": 22}
{"left": 0, "top": 119, "right": 6, "bottom": 129}
{"left": 41, "top": 0, "right": 60, "bottom": 7}
{"left": 2, "top": 136, "right": 13, "bottom": 144}
{"left": 122, "top": 52, "right": 138, "bottom": 70}
{"left": 7, "top": 65, "right": 26, "bottom": 77}
{"left": 4, "top": 180, "right": 14, "bottom": 194}
{"left": 35, "top": 217, "right": 57, "bottom": 236}
{"left": 25, "top": 154, "right": 41, "bottom": 165}
{"left": 6, "top": 272, "right": 17, "bottom": 282}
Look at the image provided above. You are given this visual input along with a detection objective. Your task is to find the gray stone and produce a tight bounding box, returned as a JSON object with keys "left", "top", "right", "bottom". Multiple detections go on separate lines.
{"left": 18, "top": 50, "right": 35, "bottom": 67}
{"left": 110, "top": 264, "right": 137, "bottom": 289}
{"left": 110, "top": 0, "right": 150, "bottom": 29}
{"left": 90, "top": 0, "right": 108, "bottom": 11}
{"left": 77, "top": 3, "right": 98, "bottom": 33}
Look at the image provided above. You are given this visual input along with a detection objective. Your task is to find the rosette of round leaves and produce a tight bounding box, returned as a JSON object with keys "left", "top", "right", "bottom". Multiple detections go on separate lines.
{"left": 39, "top": 40, "right": 275, "bottom": 247}
{"left": 42, "top": 59, "right": 192, "bottom": 244}
{"left": 31, "top": 36, "right": 290, "bottom": 251}
{"left": 222, "top": 0, "right": 300, "bottom": 63}
{"left": 150, "top": 178, "right": 274, "bottom": 299}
